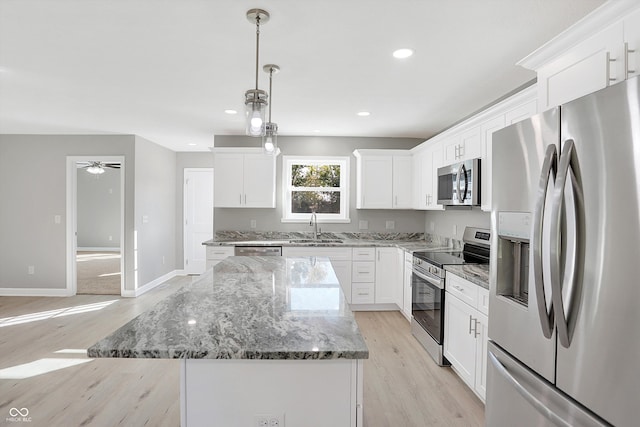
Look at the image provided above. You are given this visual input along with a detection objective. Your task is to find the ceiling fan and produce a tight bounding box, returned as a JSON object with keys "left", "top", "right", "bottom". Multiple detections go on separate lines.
{"left": 78, "top": 161, "right": 121, "bottom": 175}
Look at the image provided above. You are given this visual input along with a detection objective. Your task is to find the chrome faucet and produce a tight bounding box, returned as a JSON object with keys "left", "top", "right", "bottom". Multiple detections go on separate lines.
{"left": 310, "top": 211, "right": 321, "bottom": 239}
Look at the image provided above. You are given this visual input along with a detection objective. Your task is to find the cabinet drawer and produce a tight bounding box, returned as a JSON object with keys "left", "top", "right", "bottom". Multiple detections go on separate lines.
{"left": 352, "top": 261, "right": 375, "bottom": 282}
{"left": 352, "top": 247, "right": 375, "bottom": 261}
{"left": 446, "top": 272, "right": 478, "bottom": 307}
{"left": 351, "top": 282, "right": 375, "bottom": 304}
{"left": 206, "top": 246, "right": 235, "bottom": 259}
{"left": 283, "top": 247, "right": 352, "bottom": 261}
{"left": 477, "top": 287, "right": 489, "bottom": 316}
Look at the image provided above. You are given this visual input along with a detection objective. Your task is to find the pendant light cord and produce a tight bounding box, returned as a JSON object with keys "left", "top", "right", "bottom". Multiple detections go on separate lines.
{"left": 268, "top": 67, "right": 273, "bottom": 122}
{"left": 255, "top": 15, "right": 261, "bottom": 91}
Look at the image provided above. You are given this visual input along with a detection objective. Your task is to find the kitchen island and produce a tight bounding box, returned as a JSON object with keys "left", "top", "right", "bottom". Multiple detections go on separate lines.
{"left": 88, "top": 256, "right": 368, "bottom": 426}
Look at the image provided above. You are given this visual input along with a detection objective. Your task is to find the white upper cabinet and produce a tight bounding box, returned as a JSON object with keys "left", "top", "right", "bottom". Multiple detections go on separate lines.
{"left": 214, "top": 148, "right": 278, "bottom": 208}
{"left": 413, "top": 141, "right": 443, "bottom": 210}
{"left": 518, "top": 2, "right": 640, "bottom": 111}
{"left": 443, "top": 127, "right": 481, "bottom": 166}
{"left": 392, "top": 156, "right": 413, "bottom": 209}
{"left": 353, "top": 150, "right": 412, "bottom": 210}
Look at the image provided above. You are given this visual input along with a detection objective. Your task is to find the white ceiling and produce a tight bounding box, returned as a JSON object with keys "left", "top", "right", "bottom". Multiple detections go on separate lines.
{"left": 0, "top": 0, "right": 606, "bottom": 152}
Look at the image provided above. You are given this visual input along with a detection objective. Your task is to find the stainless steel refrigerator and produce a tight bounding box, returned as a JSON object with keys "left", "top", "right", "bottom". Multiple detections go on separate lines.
{"left": 487, "top": 75, "right": 640, "bottom": 427}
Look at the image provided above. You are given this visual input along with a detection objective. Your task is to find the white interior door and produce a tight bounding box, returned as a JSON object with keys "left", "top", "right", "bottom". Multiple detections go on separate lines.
{"left": 184, "top": 168, "right": 214, "bottom": 274}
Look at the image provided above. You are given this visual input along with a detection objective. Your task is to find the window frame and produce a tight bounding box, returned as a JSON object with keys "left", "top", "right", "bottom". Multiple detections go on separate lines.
{"left": 281, "top": 156, "right": 350, "bottom": 223}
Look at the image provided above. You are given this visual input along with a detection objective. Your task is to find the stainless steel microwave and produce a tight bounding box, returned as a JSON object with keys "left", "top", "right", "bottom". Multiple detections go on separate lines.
{"left": 437, "top": 158, "right": 480, "bottom": 206}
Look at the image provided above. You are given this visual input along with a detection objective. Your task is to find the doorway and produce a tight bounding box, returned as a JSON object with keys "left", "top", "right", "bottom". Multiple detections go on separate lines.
{"left": 183, "top": 168, "right": 214, "bottom": 274}
{"left": 66, "top": 156, "right": 125, "bottom": 295}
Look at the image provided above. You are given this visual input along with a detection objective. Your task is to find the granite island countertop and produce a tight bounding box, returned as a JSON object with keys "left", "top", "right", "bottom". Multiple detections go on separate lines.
{"left": 444, "top": 264, "right": 490, "bottom": 289}
{"left": 87, "top": 256, "right": 369, "bottom": 360}
{"left": 203, "top": 231, "right": 461, "bottom": 253}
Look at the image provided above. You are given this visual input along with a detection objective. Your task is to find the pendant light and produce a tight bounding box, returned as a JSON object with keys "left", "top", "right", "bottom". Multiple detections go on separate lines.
{"left": 262, "top": 64, "right": 279, "bottom": 154}
{"left": 244, "top": 9, "right": 269, "bottom": 137}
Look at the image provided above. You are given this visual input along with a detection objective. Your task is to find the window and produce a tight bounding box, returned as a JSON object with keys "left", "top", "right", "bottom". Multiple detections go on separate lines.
{"left": 282, "top": 156, "right": 350, "bottom": 223}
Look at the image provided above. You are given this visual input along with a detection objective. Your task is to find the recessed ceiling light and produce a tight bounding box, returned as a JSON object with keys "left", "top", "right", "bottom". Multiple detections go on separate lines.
{"left": 393, "top": 48, "right": 414, "bottom": 59}
{"left": 224, "top": 109, "right": 238, "bottom": 115}
{"left": 188, "top": 143, "right": 197, "bottom": 146}
{"left": 313, "top": 129, "right": 320, "bottom": 133}
{"left": 357, "top": 111, "right": 371, "bottom": 117}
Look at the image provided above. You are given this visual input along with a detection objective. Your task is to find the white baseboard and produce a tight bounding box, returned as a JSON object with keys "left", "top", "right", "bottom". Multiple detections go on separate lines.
{"left": 77, "top": 247, "right": 121, "bottom": 252}
{"left": 0, "top": 287, "right": 72, "bottom": 297}
{"left": 121, "top": 270, "right": 180, "bottom": 298}
{"left": 349, "top": 303, "right": 400, "bottom": 312}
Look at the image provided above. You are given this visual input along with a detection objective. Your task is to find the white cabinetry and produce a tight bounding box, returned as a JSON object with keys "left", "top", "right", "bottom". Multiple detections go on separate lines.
{"left": 282, "top": 247, "right": 352, "bottom": 303}
{"left": 353, "top": 150, "right": 412, "bottom": 209}
{"left": 413, "top": 141, "right": 443, "bottom": 210}
{"left": 374, "top": 248, "right": 402, "bottom": 306}
{"left": 351, "top": 247, "right": 375, "bottom": 305}
{"left": 444, "top": 272, "right": 489, "bottom": 402}
{"left": 402, "top": 251, "right": 413, "bottom": 322}
{"left": 443, "top": 127, "right": 481, "bottom": 166}
{"left": 205, "top": 246, "right": 235, "bottom": 270}
{"left": 519, "top": 3, "right": 640, "bottom": 111}
{"left": 213, "top": 148, "right": 278, "bottom": 208}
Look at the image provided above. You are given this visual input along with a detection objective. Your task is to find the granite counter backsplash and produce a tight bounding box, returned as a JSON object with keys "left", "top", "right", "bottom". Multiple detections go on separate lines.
{"left": 206, "top": 231, "right": 463, "bottom": 252}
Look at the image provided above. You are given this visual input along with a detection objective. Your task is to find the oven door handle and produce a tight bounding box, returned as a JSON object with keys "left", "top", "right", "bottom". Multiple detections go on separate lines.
{"left": 412, "top": 269, "right": 444, "bottom": 289}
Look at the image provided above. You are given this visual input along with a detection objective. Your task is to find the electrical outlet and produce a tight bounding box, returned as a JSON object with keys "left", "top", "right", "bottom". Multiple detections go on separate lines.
{"left": 254, "top": 414, "right": 284, "bottom": 427}
{"left": 430, "top": 221, "right": 435, "bottom": 232}
{"left": 385, "top": 220, "right": 395, "bottom": 230}
{"left": 358, "top": 220, "right": 369, "bottom": 230}
{"left": 54, "top": 215, "right": 61, "bottom": 224}
{"left": 452, "top": 224, "right": 457, "bottom": 236}
{"left": 108, "top": 235, "right": 113, "bottom": 241}
{"left": 250, "top": 219, "right": 257, "bottom": 229}
{"left": 162, "top": 256, "right": 165, "bottom": 265}
{"left": 28, "top": 266, "right": 35, "bottom": 275}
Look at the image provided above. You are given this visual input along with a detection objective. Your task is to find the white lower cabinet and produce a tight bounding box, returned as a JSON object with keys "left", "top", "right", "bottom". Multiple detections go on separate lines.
{"left": 205, "top": 246, "right": 235, "bottom": 270}
{"left": 374, "top": 248, "right": 402, "bottom": 306}
{"left": 444, "top": 272, "right": 489, "bottom": 402}
{"left": 282, "top": 247, "right": 353, "bottom": 303}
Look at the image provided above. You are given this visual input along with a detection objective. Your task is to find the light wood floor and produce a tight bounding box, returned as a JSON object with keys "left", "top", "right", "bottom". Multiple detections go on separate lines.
{"left": 0, "top": 277, "right": 484, "bottom": 427}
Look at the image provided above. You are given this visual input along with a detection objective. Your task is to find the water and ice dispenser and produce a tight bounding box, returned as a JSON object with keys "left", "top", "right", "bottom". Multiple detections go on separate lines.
{"left": 496, "top": 212, "right": 531, "bottom": 306}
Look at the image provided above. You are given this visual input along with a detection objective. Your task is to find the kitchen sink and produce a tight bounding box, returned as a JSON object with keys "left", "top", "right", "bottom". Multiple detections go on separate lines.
{"left": 289, "top": 239, "right": 344, "bottom": 244}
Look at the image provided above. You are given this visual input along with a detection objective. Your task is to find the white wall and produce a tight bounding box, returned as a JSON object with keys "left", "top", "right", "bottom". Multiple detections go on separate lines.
{"left": 77, "top": 166, "right": 121, "bottom": 248}
{"left": 134, "top": 136, "right": 177, "bottom": 288}
{"left": 213, "top": 135, "right": 426, "bottom": 233}
{"left": 0, "top": 134, "right": 135, "bottom": 291}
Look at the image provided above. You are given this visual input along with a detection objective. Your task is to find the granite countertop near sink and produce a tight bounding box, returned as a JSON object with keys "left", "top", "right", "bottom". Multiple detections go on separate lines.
{"left": 203, "top": 231, "right": 462, "bottom": 253}
{"left": 444, "top": 264, "right": 490, "bottom": 289}
{"left": 87, "top": 257, "right": 369, "bottom": 360}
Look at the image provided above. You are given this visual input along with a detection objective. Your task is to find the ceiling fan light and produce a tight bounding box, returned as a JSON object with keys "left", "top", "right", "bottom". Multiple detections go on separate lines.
{"left": 87, "top": 165, "right": 105, "bottom": 174}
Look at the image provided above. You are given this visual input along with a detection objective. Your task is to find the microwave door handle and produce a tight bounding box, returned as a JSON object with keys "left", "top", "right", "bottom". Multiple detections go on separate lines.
{"left": 550, "top": 139, "right": 584, "bottom": 348}
{"left": 461, "top": 164, "right": 469, "bottom": 202}
{"left": 456, "top": 167, "right": 463, "bottom": 203}
{"left": 532, "top": 144, "right": 557, "bottom": 339}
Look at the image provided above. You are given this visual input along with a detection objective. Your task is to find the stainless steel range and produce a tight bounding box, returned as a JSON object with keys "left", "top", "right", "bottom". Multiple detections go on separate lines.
{"left": 410, "top": 227, "right": 490, "bottom": 365}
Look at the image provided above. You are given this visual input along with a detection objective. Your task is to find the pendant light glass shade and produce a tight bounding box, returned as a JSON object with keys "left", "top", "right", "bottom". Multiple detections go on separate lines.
{"left": 262, "top": 122, "right": 277, "bottom": 154}
{"left": 245, "top": 89, "right": 268, "bottom": 136}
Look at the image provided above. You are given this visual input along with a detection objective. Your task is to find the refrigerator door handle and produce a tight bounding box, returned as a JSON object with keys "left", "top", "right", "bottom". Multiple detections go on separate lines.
{"left": 550, "top": 139, "right": 585, "bottom": 348}
{"left": 532, "top": 143, "right": 557, "bottom": 339}
{"left": 488, "top": 351, "right": 573, "bottom": 427}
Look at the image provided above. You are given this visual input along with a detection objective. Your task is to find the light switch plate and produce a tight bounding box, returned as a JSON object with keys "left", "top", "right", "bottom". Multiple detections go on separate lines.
{"left": 358, "top": 220, "right": 369, "bottom": 230}
{"left": 385, "top": 220, "right": 395, "bottom": 230}
{"left": 250, "top": 219, "right": 257, "bottom": 229}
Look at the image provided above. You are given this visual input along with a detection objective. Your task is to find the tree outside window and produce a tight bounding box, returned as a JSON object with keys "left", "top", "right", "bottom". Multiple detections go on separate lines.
{"left": 282, "top": 157, "right": 350, "bottom": 223}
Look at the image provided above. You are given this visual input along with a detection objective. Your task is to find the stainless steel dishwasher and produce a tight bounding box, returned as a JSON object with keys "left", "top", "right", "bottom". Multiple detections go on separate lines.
{"left": 234, "top": 246, "right": 282, "bottom": 256}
